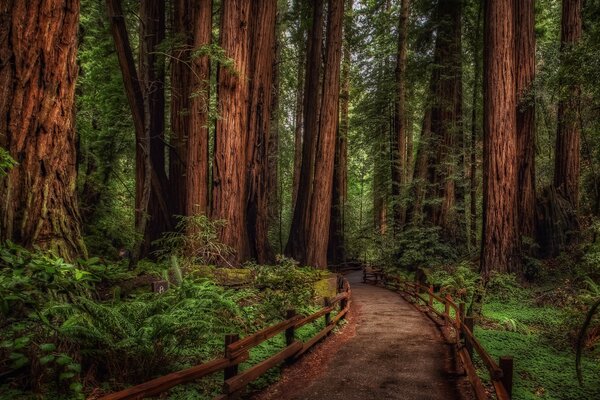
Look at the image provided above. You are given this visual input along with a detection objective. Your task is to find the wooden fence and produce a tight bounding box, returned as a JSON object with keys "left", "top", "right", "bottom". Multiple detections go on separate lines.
{"left": 99, "top": 277, "right": 351, "bottom": 400}
{"left": 365, "top": 271, "right": 513, "bottom": 400}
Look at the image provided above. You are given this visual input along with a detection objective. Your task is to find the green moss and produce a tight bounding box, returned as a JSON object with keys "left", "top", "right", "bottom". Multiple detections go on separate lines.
{"left": 473, "top": 299, "right": 600, "bottom": 400}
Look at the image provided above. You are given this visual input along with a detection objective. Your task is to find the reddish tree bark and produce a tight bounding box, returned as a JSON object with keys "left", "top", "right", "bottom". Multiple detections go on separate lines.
{"left": 246, "top": 0, "right": 277, "bottom": 264}
{"left": 286, "top": 0, "right": 324, "bottom": 262}
{"left": 553, "top": 0, "right": 582, "bottom": 211}
{"left": 212, "top": 0, "right": 252, "bottom": 264}
{"left": 185, "top": 1, "right": 212, "bottom": 219}
{"left": 328, "top": 0, "right": 352, "bottom": 265}
{"left": 306, "top": 0, "right": 344, "bottom": 269}
{"left": 515, "top": 0, "right": 536, "bottom": 238}
{"left": 481, "top": 0, "right": 520, "bottom": 279}
{"left": 0, "top": 0, "right": 86, "bottom": 260}
{"left": 169, "top": 0, "right": 211, "bottom": 220}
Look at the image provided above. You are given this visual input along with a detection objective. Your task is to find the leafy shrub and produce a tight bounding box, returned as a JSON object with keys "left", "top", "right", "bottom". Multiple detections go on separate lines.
{"left": 486, "top": 272, "right": 525, "bottom": 301}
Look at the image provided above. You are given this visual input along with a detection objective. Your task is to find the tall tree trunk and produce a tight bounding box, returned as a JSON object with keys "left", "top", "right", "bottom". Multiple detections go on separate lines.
{"left": 212, "top": 0, "right": 252, "bottom": 264}
{"left": 0, "top": 0, "right": 86, "bottom": 260}
{"left": 553, "top": 0, "right": 582, "bottom": 213}
{"left": 140, "top": 0, "right": 170, "bottom": 250}
{"left": 186, "top": 1, "right": 212, "bottom": 218}
{"left": 269, "top": 14, "right": 281, "bottom": 245}
{"left": 170, "top": 0, "right": 211, "bottom": 220}
{"left": 515, "top": 0, "right": 536, "bottom": 239}
{"left": 481, "top": 0, "right": 519, "bottom": 279}
{"left": 391, "top": 0, "right": 410, "bottom": 231}
{"left": 246, "top": 0, "right": 277, "bottom": 264}
{"left": 286, "top": 0, "right": 324, "bottom": 262}
{"left": 328, "top": 0, "right": 352, "bottom": 265}
{"left": 306, "top": 0, "right": 344, "bottom": 269}
{"left": 106, "top": 0, "right": 152, "bottom": 264}
{"left": 425, "top": 0, "right": 463, "bottom": 236}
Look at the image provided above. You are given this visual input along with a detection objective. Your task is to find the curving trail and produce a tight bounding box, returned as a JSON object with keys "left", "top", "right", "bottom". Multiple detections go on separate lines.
{"left": 254, "top": 271, "right": 474, "bottom": 400}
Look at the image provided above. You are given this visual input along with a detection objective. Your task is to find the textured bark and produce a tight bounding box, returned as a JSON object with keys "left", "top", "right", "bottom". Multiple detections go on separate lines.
{"left": 328, "top": 0, "right": 351, "bottom": 265}
{"left": 306, "top": 0, "right": 344, "bottom": 269}
{"left": 515, "top": 0, "right": 536, "bottom": 238}
{"left": 186, "top": 1, "right": 212, "bottom": 218}
{"left": 553, "top": 0, "right": 582, "bottom": 212}
{"left": 246, "top": 0, "right": 277, "bottom": 264}
{"left": 140, "top": 0, "right": 171, "bottom": 249}
{"left": 212, "top": 0, "right": 252, "bottom": 264}
{"left": 106, "top": 0, "right": 151, "bottom": 263}
{"left": 391, "top": 0, "right": 410, "bottom": 230}
{"left": 286, "top": 0, "right": 324, "bottom": 262}
{"left": 0, "top": 0, "right": 86, "bottom": 260}
{"left": 425, "top": 0, "right": 463, "bottom": 234}
{"left": 480, "top": 0, "right": 520, "bottom": 279}
{"left": 269, "top": 17, "right": 281, "bottom": 239}
{"left": 169, "top": 0, "right": 212, "bottom": 220}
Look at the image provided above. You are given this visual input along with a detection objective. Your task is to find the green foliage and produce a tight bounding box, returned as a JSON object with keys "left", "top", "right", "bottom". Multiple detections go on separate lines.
{"left": 0, "top": 147, "right": 16, "bottom": 177}
{"left": 154, "top": 215, "right": 233, "bottom": 268}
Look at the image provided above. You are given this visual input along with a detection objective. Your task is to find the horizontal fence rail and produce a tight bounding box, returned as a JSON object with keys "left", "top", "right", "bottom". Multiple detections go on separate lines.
{"left": 99, "top": 276, "right": 351, "bottom": 400}
{"left": 364, "top": 268, "right": 513, "bottom": 400}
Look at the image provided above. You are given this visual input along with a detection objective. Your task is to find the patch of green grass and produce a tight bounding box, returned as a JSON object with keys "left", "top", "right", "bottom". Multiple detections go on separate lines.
{"left": 473, "top": 299, "right": 600, "bottom": 400}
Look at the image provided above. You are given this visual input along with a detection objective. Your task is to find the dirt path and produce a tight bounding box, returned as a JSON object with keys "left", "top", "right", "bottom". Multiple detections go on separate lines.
{"left": 253, "top": 271, "right": 474, "bottom": 400}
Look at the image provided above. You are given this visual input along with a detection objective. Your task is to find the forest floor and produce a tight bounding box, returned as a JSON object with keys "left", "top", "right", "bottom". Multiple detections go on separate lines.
{"left": 253, "top": 271, "right": 473, "bottom": 400}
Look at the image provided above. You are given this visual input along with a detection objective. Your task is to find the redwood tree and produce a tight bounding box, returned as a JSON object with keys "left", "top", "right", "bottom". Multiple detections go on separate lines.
{"left": 480, "top": 0, "right": 520, "bottom": 278}
{"left": 246, "top": 0, "right": 277, "bottom": 264}
{"left": 0, "top": 0, "right": 86, "bottom": 260}
{"left": 286, "top": 0, "right": 324, "bottom": 262}
{"left": 328, "top": 0, "right": 352, "bottom": 265}
{"left": 554, "top": 0, "right": 582, "bottom": 212}
{"left": 171, "top": 0, "right": 211, "bottom": 219}
{"left": 515, "top": 0, "right": 536, "bottom": 238}
{"left": 306, "top": 0, "right": 344, "bottom": 269}
{"left": 212, "top": 0, "right": 252, "bottom": 264}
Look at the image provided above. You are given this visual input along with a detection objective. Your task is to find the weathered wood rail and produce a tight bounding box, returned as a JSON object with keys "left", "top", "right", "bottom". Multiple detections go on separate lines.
{"left": 365, "top": 270, "right": 513, "bottom": 400}
{"left": 99, "top": 276, "right": 351, "bottom": 400}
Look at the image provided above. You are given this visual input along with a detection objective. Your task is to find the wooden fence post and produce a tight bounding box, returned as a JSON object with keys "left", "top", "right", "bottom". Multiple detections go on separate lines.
{"left": 499, "top": 356, "right": 513, "bottom": 398}
{"left": 224, "top": 334, "right": 240, "bottom": 380}
{"left": 285, "top": 310, "right": 296, "bottom": 364}
{"left": 324, "top": 297, "right": 331, "bottom": 328}
{"left": 464, "top": 316, "right": 474, "bottom": 359}
{"left": 458, "top": 302, "right": 465, "bottom": 328}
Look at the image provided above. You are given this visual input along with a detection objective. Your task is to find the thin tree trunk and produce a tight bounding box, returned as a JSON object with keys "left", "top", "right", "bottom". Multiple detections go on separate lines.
{"left": 481, "top": 0, "right": 519, "bottom": 279}
{"left": 306, "top": 0, "right": 344, "bottom": 269}
{"left": 292, "top": 0, "right": 306, "bottom": 210}
{"left": 286, "top": 0, "right": 324, "bottom": 262}
{"left": 106, "top": 0, "right": 151, "bottom": 264}
{"left": 391, "top": 0, "right": 410, "bottom": 230}
{"left": 469, "top": 0, "right": 482, "bottom": 249}
{"left": 246, "top": 0, "right": 277, "bottom": 264}
{"left": 515, "top": 0, "right": 536, "bottom": 239}
{"left": 212, "top": 0, "right": 252, "bottom": 264}
{"left": 0, "top": 0, "right": 86, "bottom": 260}
{"left": 406, "top": 109, "right": 432, "bottom": 225}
